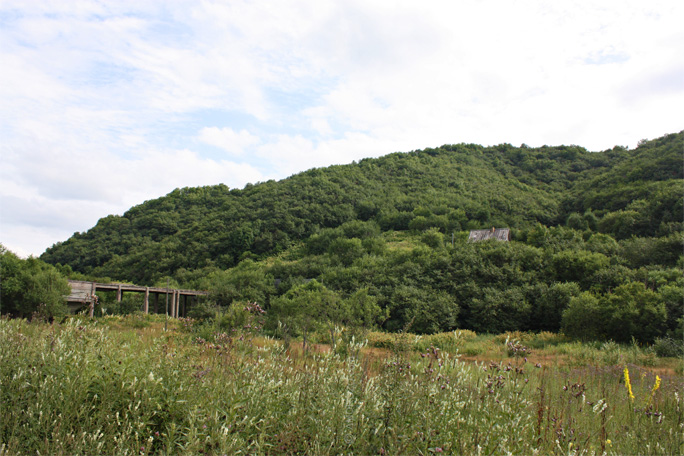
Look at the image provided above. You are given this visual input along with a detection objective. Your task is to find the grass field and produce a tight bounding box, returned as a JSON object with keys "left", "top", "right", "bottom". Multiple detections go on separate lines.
{"left": 1, "top": 315, "right": 682, "bottom": 455}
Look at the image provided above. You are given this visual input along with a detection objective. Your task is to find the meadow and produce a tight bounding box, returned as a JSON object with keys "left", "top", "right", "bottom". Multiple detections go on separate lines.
{"left": 1, "top": 314, "right": 682, "bottom": 455}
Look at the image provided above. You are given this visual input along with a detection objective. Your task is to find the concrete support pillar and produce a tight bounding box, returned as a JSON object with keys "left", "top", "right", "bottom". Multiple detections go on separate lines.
{"left": 144, "top": 287, "right": 149, "bottom": 314}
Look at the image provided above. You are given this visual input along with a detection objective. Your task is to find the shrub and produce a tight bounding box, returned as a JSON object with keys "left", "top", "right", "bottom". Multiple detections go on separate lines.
{"left": 367, "top": 331, "right": 397, "bottom": 349}
{"left": 187, "top": 301, "right": 218, "bottom": 321}
{"left": 652, "top": 337, "right": 684, "bottom": 358}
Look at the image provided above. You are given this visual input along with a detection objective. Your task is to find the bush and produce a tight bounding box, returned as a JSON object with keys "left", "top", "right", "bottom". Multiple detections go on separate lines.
{"left": 366, "top": 331, "right": 396, "bottom": 349}
{"left": 652, "top": 337, "right": 684, "bottom": 358}
{"left": 0, "top": 246, "right": 70, "bottom": 319}
{"left": 187, "top": 301, "right": 218, "bottom": 321}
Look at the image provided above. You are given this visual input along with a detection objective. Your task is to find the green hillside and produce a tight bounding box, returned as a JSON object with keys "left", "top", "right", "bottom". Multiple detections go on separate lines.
{"left": 42, "top": 132, "right": 682, "bottom": 279}
{"left": 38, "top": 131, "right": 683, "bottom": 340}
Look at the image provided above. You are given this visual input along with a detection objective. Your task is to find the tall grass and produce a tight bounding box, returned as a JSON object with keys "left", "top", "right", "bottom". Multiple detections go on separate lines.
{"left": 1, "top": 316, "right": 682, "bottom": 455}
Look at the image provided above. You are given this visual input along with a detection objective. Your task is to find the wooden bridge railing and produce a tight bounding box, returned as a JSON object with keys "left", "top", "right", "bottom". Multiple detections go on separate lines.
{"left": 66, "top": 280, "right": 209, "bottom": 318}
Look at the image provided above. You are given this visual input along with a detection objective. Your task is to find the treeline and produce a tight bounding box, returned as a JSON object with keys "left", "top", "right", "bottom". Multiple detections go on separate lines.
{"left": 29, "top": 131, "right": 684, "bottom": 342}
{"left": 189, "top": 220, "right": 682, "bottom": 343}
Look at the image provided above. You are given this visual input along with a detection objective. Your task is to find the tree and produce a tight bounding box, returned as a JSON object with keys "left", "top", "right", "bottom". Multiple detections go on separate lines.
{"left": 561, "top": 292, "right": 605, "bottom": 341}
{"left": 328, "top": 238, "right": 365, "bottom": 266}
{"left": 602, "top": 282, "right": 666, "bottom": 343}
{"left": 658, "top": 283, "right": 684, "bottom": 336}
{"left": 0, "top": 245, "right": 70, "bottom": 319}
{"left": 466, "top": 287, "right": 531, "bottom": 334}
{"left": 201, "top": 259, "right": 274, "bottom": 308}
{"left": 562, "top": 283, "right": 667, "bottom": 343}
{"left": 343, "top": 287, "right": 387, "bottom": 329}
{"left": 534, "top": 282, "right": 581, "bottom": 332}
{"left": 268, "top": 280, "right": 340, "bottom": 350}
{"left": 421, "top": 228, "right": 445, "bottom": 249}
{"left": 551, "top": 250, "right": 609, "bottom": 287}
{"left": 566, "top": 213, "right": 588, "bottom": 231}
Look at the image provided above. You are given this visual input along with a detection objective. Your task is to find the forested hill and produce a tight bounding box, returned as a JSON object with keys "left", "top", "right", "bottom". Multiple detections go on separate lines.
{"left": 42, "top": 131, "right": 683, "bottom": 286}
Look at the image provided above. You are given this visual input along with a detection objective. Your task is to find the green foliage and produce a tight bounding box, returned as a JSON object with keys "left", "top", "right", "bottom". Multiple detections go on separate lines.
{"left": 2, "top": 320, "right": 682, "bottom": 455}
{"left": 533, "top": 282, "right": 581, "bottom": 332}
{"left": 466, "top": 287, "right": 531, "bottom": 334}
{"left": 200, "top": 259, "right": 274, "bottom": 307}
{"left": 33, "top": 132, "right": 684, "bottom": 342}
{"left": 562, "top": 292, "right": 606, "bottom": 341}
{"left": 344, "top": 287, "right": 387, "bottom": 329}
{"left": 658, "top": 283, "right": 684, "bottom": 336}
{"left": 0, "top": 245, "right": 70, "bottom": 319}
{"left": 186, "top": 301, "right": 218, "bottom": 321}
{"left": 562, "top": 282, "right": 668, "bottom": 343}
{"left": 652, "top": 337, "right": 684, "bottom": 358}
{"left": 268, "top": 280, "right": 339, "bottom": 345}
{"left": 421, "top": 227, "right": 445, "bottom": 248}
{"left": 551, "top": 250, "right": 609, "bottom": 286}
{"left": 602, "top": 282, "right": 667, "bottom": 343}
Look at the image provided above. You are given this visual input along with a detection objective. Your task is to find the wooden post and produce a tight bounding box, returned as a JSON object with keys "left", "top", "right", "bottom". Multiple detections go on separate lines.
{"left": 170, "top": 292, "right": 175, "bottom": 318}
{"left": 144, "top": 287, "right": 149, "bottom": 314}
{"left": 89, "top": 282, "right": 96, "bottom": 318}
{"left": 165, "top": 279, "right": 169, "bottom": 332}
{"left": 116, "top": 284, "right": 122, "bottom": 302}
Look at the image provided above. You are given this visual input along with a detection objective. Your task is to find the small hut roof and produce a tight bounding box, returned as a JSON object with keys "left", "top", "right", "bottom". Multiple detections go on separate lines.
{"left": 468, "top": 228, "right": 510, "bottom": 242}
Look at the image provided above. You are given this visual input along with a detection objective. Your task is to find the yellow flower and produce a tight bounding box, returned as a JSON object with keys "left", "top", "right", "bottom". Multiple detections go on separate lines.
{"left": 606, "top": 439, "right": 612, "bottom": 447}
{"left": 623, "top": 367, "right": 635, "bottom": 401}
{"left": 652, "top": 375, "right": 661, "bottom": 395}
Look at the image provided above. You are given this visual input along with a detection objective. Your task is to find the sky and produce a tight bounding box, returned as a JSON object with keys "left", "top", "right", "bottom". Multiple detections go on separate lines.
{"left": 1, "top": 0, "right": 683, "bottom": 258}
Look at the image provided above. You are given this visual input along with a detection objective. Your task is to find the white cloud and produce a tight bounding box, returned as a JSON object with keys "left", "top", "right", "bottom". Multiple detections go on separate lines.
{"left": 198, "top": 127, "right": 261, "bottom": 156}
{"left": 1, "top": 0, "right": 683, "bottom": 257}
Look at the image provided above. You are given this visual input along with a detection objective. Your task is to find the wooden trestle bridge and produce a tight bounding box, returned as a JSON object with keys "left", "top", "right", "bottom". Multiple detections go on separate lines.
{"left": 66, "top": 280, "right": 208, "bottom": 318}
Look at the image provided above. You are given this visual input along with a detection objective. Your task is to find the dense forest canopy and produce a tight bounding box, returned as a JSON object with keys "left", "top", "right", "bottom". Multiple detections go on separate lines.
{"left": 32, "top": 131, "right": 684, "bottom": 341}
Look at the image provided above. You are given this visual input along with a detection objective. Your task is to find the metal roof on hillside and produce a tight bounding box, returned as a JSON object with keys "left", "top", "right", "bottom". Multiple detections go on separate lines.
{"left": 468, "top": 228, "right": 510, "bottom": 242}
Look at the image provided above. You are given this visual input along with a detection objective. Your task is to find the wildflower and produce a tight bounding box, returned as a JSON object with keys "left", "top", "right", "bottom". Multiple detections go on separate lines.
{"left": 651, "top": 375, "right": 661, "bottom": 395}
{"left": 623, "top": 367, "right": 635, "bottom": 401}
{"left": 606, "top": 439, "right": 612, "bottom": 447}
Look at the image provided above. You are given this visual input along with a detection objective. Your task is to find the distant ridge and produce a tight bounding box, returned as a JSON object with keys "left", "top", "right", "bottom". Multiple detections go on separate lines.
{"left": 41, "top": 131, "right": 683, "bottom": 285}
